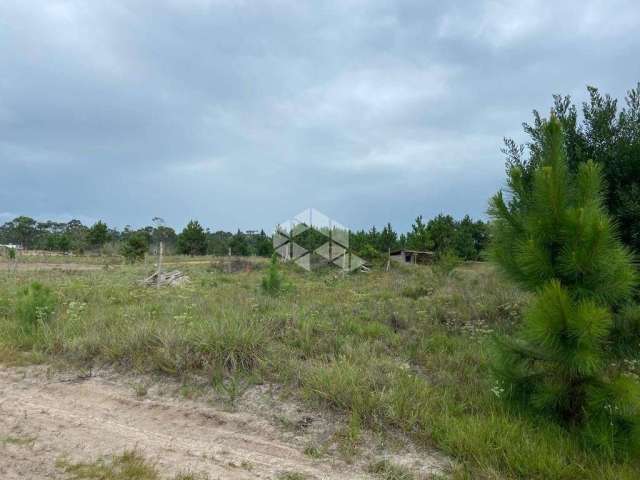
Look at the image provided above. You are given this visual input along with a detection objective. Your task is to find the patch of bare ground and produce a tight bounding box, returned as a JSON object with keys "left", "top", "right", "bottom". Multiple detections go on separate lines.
{"left": 0, "top": 366, "right": 450, "bottom": 479}
{"left": 2, "top": 262, "right": 104, "bottom": 272}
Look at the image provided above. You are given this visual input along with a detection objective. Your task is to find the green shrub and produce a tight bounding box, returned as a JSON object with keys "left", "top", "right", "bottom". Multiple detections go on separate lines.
{"left": 120, "top": 233, "right": 148, "bottom": 263}
{"left": 358, "top": 243, "right": 383, "bottom": 261}
{"left": 489, "top": 115, "right": 640, "bottom": 456}
{"left": 433, "top": 250, "right": 461, "bottom": 277}
{"left": 261, "top": 253, "right": 284, "bottom": 295}
{"left": 15, "top": 282, "right": 57, "bottom": 333}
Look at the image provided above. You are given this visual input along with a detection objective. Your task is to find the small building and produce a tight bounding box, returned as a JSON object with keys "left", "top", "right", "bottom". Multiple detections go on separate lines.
{"left": 390, "top": 248, "right": 435, "bottom": 265}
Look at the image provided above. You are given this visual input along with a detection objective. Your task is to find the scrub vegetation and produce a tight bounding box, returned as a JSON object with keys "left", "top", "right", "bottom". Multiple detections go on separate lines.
{"left": 1, "top": 252, "right": 639, "bottom": 479}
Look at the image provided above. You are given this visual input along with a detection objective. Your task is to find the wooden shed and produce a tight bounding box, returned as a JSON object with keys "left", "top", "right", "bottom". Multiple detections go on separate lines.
{"left": 389, "top": 249, "right": 435, "bottom": 265}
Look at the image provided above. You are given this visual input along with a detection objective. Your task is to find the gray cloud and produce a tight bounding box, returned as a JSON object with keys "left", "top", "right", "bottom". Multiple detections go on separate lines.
{"left": 1, "top": 0, "right": 639, "bottom": 232}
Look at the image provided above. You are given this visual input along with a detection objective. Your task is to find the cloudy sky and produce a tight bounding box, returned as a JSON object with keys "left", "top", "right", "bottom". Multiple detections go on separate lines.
{"left": 1, "top": 0, "right": 639, "bottom": 232}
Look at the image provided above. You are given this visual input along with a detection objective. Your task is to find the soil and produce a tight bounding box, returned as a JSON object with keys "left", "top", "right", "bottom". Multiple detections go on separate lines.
{"left": 3, "top": 262, "right": 104, "bottom": 272}
{"left": 0, "top": 366, "right": 450, "bottom": 479}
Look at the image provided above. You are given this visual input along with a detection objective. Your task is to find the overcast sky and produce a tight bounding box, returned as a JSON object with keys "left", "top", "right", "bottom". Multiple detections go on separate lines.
{"left": 1, "top": 0, "right": 639, "bottom": 232}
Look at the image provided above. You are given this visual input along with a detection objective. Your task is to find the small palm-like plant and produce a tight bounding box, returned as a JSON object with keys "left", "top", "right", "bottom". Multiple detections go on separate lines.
{"left": 490, "top": 115, "right": 640, "bottom": 456}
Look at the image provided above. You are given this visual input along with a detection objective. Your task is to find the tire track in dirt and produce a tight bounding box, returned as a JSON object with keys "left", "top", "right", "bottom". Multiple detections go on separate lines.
{"left": 0, "top": 367, "right": 373, "bottom": 479}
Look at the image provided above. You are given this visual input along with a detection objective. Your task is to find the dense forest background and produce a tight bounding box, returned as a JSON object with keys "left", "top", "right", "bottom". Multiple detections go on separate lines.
{"left": 0, "top": 213, "right": 489, "bottom": 261}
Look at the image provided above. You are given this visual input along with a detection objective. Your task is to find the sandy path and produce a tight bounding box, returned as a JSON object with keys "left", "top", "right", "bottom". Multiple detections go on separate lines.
{"left": 0, "top": 367, "right": 375, "bottom": 479}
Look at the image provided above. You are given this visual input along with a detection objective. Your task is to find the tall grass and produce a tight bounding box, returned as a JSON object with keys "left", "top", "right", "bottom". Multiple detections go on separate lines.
{"left": 0, "top": 261, "right": 638, "bottom": 478}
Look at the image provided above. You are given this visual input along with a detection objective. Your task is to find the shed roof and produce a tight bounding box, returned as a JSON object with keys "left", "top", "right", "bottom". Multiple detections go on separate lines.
{"left": 390, "top": 249, "right": 435, "bottom": 255}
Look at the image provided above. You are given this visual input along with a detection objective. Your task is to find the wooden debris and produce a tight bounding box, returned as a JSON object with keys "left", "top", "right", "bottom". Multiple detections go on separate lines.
{"left": 141, "top": 270, "right": 190, "bottom": 287}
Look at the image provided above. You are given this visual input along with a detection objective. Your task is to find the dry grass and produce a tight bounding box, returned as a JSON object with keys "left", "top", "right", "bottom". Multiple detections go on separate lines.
{"left": 1, "top": 258, "right": 638, "bottom": 479}
{"left": 56, "top": 450, "right": 206, "bottom": 480}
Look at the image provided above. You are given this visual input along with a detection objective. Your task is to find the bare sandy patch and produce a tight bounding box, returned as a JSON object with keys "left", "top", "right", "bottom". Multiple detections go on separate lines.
{"left": 0, "top": 366, "right": 450, "bottom": 479}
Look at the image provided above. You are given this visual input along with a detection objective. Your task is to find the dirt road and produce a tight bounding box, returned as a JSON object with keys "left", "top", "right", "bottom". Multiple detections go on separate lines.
{"left": 0, "top": 367, "right": 448, "bottom": 479}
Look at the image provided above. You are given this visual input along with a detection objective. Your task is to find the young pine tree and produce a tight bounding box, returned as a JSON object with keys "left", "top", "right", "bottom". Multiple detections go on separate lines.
{"left": 489, "top": 115, "right": 640, "bottom": 456}
{"left": 261, "top": 253, "right": 284, "bottom": 295}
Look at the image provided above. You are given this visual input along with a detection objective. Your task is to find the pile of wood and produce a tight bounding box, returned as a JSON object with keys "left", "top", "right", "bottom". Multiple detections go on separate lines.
{"left": 141, "top": 270, "right": 190, "bottom": 287}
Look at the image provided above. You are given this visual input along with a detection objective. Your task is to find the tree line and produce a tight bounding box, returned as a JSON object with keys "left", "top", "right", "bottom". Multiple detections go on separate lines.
{"left": 0, "top": 214, "right": 489, "bottom": 262}
{"left": 349, "top": 214, "right": 488, "bottom": 260}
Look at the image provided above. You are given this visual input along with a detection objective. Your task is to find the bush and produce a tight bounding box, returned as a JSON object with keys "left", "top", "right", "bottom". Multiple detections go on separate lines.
{"left": 358, "top": 244, "right": 383, "bottom": 261}
{"left": 261, "top": 253, "right": 284, "bottom": 295}
{"left": 176, "top": 220, "right": 207, "bottom": 256}
{"left": 433, "top": 250, "right": 461, "bottom": 277}
{"left": 120, "top": 233, "right": 148, "bottom": 263}
{"left": 15, "top": 282, "right": 57, "bottom": 333}
{"left": 489, "top": 115, "right": 640, "bottom": 456}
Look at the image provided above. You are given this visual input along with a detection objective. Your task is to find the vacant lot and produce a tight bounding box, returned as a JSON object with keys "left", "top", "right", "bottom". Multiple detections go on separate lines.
{"left": 1, "top": 257, "right": 638, "bottom": 479}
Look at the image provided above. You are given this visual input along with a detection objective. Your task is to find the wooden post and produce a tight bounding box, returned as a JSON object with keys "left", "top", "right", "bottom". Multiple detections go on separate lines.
{"left": 157, "top": 240, "right": 164, "bottom": 289}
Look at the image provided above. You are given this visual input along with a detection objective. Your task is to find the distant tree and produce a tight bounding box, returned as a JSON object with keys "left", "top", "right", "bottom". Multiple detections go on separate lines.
{"left": 87, "top": 221, "right": 110, "bottom": 249}
{"left": 120, "top": 232, "right": 149, "bottom": 263}
{"left": 45, "top": 233, "right": 71, "bottom": 253}
{"left": 64, "top": 219, "right": 89, "bottom": 253}
{"left": 255, "top": 230, "right": 274, "bottom": 256}
{"left": 207, "top": 230, "right": 233, "bottom": 256}
{"left": 349, "top": 229, "right": 368, "bottom": 257}
{"left": 152, "top": 225, "right": 177, "bottom": 253}
{"left": 294, "top": 227, "right": 328, "bottom": 253}
{"left": 426, "top": 214, "right": 456, "bottom": 254}
{"left": 406, "top": 216, "right": 431, "bottom": 251}
{"left": 229, "top": 230, "right": 250, "bottom": 256}
{"left": 4, "top": 216, "right": 37, "bottom": 248}
{"left": 454, "top": 216, "right": 489, "bottom": 260}
{"left": 398, "top": 233, "right": 407, "bottom": 249}
{"left": 490, "top": 115, "right": 640, "bottom": 455}
{"left": 358, "top": 243, "right": 383, "bottom": 261}
{"left": 453, "top": 216, "right": 477, "bottom": 260}
{"left": 379, "top": 222, "right": 398, "bottom": 252}
{"left": 177, "top": 220, "right": 207, "bottom": 256}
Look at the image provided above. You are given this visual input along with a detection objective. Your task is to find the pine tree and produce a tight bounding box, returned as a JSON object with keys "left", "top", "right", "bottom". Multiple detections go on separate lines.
{"left": 406, "top": 215, "right": 431, "bottom": 251}
{"left": 177, "top": 220, "right": 207, "bottom": 256}
{"left": 490, "top": 115, "right": 640, "bottom": 456}
{"left": 120, "top": 232, "right": 148, "bottom": 263}
{"left": 88, "top": 220, "right": 110, "bottom": 249}
{"left": 261, "top": 253, "right": 284, "bottom": 295}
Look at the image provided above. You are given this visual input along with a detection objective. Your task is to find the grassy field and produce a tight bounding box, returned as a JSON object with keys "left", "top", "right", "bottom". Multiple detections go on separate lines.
{"left": 1, "top": 257, "right": 639, "bottom": 479}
